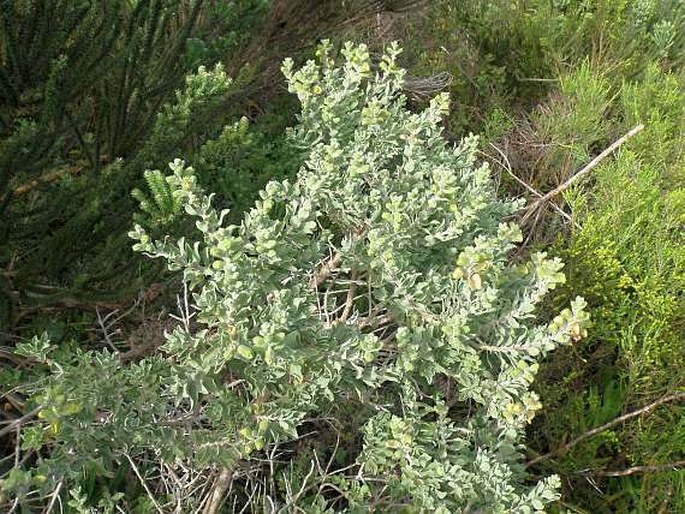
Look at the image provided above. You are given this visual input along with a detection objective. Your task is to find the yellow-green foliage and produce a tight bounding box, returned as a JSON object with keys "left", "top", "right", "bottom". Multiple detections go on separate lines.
{"left": 621, "top": 63, "right": 685, "bottom": 168}
{"left": 405, "top": 0, "right": 684, "bottom": 138}
{"left": 563, "top": 152, "right": 684, "bottom": 382}
{"left": 534, "top": 62, "right": 612, "bottom": 165}
{"left": 533, "top": 64, "right": 685, "bottom": 513}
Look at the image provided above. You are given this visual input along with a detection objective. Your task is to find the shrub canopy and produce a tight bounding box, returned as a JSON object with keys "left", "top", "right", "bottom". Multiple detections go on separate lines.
{"left": 12, "top": 41, "right": 590, "bottom": 513}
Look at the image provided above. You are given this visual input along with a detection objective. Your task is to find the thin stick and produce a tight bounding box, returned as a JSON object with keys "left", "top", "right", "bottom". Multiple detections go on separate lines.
{"left": 310, "top": 226, "right": 367, "bottom": 289}
{"left": 125, "top": 454, "right": 164, "bottom": 514}
{"left": 202, "top": 467, "right": 233, "bottom": 514}
{"left": 43, "top": 481, "right": 63, "bottom": 514}
{"left": 278, "top": 461, "right": 316, "bottom": 513}
{"left": 8, "top": 497, "right": 19, "bottom": 514}
{"left": 310, "top": 252, "right": 343, "bottom": 289}
{"left": 486, "top": 144, "right": 578, "bottom": 227}
{"left": 339, "top": 271, "right": 358, "bottom": 323}
{"left": 96, "top": 307, "right": 120, "bottom": 352}
{"left": 0, "top": 406, "right": 42, "bottom": 438}
{"left": 358, "top": 313, "right": 393, "bottom": 330}
{"left": 577, "top": 460, "right": 685, "bottom": 478}
{"left": 526, "top": 391, "right": 685, "bottom": 468}
{"left": 14, "top": 426, "right": 20, "bottom": 467}
{"left": 522, "top": 124, "right": 644, "bottom": 223}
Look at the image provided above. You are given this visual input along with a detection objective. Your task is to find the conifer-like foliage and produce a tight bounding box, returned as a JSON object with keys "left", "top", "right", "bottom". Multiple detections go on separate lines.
{"left": 7, "top": 42, "right": 589, "bottom": 512}
{"left": 0, "top": 0, "right": 204, "bottom": 184}
{"left": 0, "top": 1, "right": 267, "bottom": 326}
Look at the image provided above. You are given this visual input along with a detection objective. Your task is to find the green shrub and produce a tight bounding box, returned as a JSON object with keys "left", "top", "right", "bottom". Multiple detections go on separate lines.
{"left": 192, "top": 115, "right": 302, "bottom": 223}
{"left": 0, "top": 0, "right": 272, "bottom": 329}
{"left": 2, "top": 63, "right": 236, "bottom": 317}
{"left": 397, "top": 2, "right": 685, "bottom": 511}
{"left": 2, "top": 42, "right": 589, "bottom": 513}
{"left": 403, "top": 0, "right": 685, "bottom": 139}
{"left": 529, "top": 64, "right": 685, "bottom": 513}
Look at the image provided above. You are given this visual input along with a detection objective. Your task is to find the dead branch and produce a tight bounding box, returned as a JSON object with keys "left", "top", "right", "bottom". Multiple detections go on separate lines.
{"left": 485, "top": 143, "right": 578, "bottom": 227}
{"left": 202, "top": 467, "right": 234, "bottom": 514}
{"left": 126, "top": 454, "right": 164, "bottom": 514}
{"left": 310, "top": 252, "right": 343, "bottom": 289}
{"left": 339, "top": 271, "right": 359, "bottom": 323}
{"left": 526, "top": 391, "right": 685, "bottom": 469}
{"left": 0, "top": 405, "right": 42, "bottom": 438}
{"left": 43, "top": 481, "right": 63, "bottom": 514}
{"left": 576, "top": 460, "right": 685, "bottom": 478}
{"left": 403, "top": 72, "right": 452, "bottom": 99}
{"left": 522, "top": 124, "right": 644, "bottom": 223}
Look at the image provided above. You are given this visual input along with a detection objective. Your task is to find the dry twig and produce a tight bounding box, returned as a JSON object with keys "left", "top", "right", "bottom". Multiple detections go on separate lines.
{"left": 522, "top": 124, "right": 644, "bottom": 224}
{"left": 485, "top": 144, "right": 578, "bottom": 227}
{"left": 310, "top": 252, "right": 343, "bottom": 289}
{"left": 202, "top": 467, "right": 234, "bottom": 514}
{"left": 0, "top": 406, "right": 42, "bottom": 438}
{"left": 126, "top": 454, "right": 164, "bottom": 514}
{"left": 577, "top": 460, "right": 685, "bottom": 478}
{"left": 527, "top": 391, "right": 685, "bottom": 469}
{"left": 43, "top": 481, "right": 63, "bottom": 514}
{"left": 339, "top": 271, "right": 359, "bottom": 323}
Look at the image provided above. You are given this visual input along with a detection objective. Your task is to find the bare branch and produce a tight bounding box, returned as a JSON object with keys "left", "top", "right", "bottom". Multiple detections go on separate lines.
{"left": 358, "top": 313, "right": 394, "bottom": 330}
{"left": 339, "top": 271, "right": 359, "bottom": 323}
{"left": 577, "top": 460, "right": 685, "bottom": 477}
{"left": 485, "top": 144, "right": 578, "bottom": 227}
{"left": 310, "top": 252, "right": 343, "bottom": 289}
{"left": 522, "top": 124, "right": 644, "bottom": 223}
{"left": 527, "top": 391, "right": 685, "bottom": 468}
{"left": 0, "top": 406, "right": 42, "bottom": 438}
{"left": 203, "top": 467, "right": 234, "bottom": 514}
{"left": 126, "top": 454, "right": 164, "bottom": 514}
{"left": 43, "top": 481, "right": 63, "bottom": 514}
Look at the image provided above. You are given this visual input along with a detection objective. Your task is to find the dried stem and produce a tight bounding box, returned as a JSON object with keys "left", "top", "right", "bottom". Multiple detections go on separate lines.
{"left": 358, "top": 313, "right": 393, "bottom": 330}
{"left": 202, "top": 467, "right": 233, "bottom": 514}
{"left": 43, "top": 481, "right": 63, "bottom": 514}
{"left": 577, "top": 460, "right": 685, "bottom": 478}
{"left": 339, "top": 271, "right": 359, "bottom": 322}
{"left": 126, "top": 454, "right": 164, "bottom": 514}
{"left": 527, "top": 391, "right": 685, "bottom": 468}
{"left": 522, "top": 124, "right": 644, "bottom": 223}
{"left": 310, "top": 252, "right": 343, "bottom": 289}
{"left": 0, "top": 406, "right": 42, "bottom": 438}
{"left": 485, "top": 143, "right": 578, "bottom": 227}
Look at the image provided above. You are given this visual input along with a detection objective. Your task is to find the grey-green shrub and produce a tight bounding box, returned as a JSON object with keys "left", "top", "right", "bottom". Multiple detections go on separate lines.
{"left": 5, "top": 42, "right": 589, "bottom": 513}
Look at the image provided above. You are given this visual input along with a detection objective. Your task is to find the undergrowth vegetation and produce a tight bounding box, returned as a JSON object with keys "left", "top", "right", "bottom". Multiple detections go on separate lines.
{"left": 403, "top": 1, "right": 685, "bottom": 512}
{"left": 1, "top": 0, "right": 684, "bottom": 512}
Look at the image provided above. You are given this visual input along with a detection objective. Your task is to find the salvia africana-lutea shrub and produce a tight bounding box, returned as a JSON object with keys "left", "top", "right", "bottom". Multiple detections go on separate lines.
{"left": 9, "top": 41, "right": 589, "bottom": 513}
